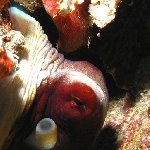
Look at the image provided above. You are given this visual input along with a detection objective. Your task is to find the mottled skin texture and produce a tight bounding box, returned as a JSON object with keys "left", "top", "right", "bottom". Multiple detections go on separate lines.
{"left": 31, "top": 60, "right": 108, "bottom": 150}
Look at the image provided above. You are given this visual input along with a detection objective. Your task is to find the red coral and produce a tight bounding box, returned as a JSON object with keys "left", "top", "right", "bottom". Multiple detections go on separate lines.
{"left": 42, "top": 0, "right": 90, "bottom": 52}
{"left": 55, "top": 3, "right": 90, "bottom": 52}
{"left": 41, "top": 0, "right": 120, "bottom": 52}
{"left": 0, "top": 0, "right": 5, "bottom": 9}
{"left": 42, "top": 0, "right": 59, "bottom": 17}
{"left": 0, "top": 49, "right": 14, "bottom": 79}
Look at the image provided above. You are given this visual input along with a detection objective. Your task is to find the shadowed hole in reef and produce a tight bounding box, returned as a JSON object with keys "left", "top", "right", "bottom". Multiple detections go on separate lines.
{"left": 92, "top": 125, "right": 119, "bottom": 150}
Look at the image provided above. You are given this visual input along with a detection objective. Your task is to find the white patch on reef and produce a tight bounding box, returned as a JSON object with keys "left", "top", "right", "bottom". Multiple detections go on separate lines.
{"left": 89, "top": 0, "right": 118, "bottom": 28}
{"left": 57, "top": 0, "right": 84, "bottom": 15}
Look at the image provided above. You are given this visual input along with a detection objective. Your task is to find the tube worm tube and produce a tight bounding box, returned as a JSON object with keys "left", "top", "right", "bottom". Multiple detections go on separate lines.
{"left": 25, "top": 118, "right": 57, "bottom": 150}
{"left": 36, "top": 118, "right": 57, "bottom": 149}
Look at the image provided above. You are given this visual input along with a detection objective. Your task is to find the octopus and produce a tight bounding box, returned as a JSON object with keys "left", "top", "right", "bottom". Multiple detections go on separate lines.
{"left": 0, "top": 1, "right": 109, "bottom": 150}
{"left": 1, "top": 1, "right": 149, "bottom": 150}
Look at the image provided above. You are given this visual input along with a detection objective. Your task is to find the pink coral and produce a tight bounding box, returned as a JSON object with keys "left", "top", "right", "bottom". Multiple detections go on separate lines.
{"left": 105, "top": 91, "right": 150, "bottom": 149}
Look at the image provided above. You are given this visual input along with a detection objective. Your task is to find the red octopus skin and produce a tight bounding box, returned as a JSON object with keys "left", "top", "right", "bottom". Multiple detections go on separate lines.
{"left": 31, "top": 61, "right": 108, "bottom": 150}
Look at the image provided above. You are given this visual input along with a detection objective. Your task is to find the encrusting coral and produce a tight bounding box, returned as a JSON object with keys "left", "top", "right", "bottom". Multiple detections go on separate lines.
{"left": 0, "top": 0, "right": 25, "bottom": 79}
{"left": 104, "top": 90, "right": 150, "bottom": 149}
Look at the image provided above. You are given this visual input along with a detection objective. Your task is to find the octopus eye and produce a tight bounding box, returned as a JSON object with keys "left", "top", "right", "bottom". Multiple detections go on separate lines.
{"left": 72, "top": 97, "right": 84, "bottom": 107}
{"left": 70, "top": 96, "right": 86, "bottom": 111}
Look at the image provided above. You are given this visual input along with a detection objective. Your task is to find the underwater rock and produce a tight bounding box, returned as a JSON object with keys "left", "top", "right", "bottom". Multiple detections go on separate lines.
{"left": 89, "top": 0, "right": 150, "bottom": 96}
{"left": 105, "top": 90, "right": 150, "bottom": 149}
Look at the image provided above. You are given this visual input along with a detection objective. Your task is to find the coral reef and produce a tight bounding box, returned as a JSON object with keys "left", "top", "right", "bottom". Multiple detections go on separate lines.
{"left": 15, "top": 0, "right": 120, "bottom": 52}
{"left": 0, "top": 1, "right": 25, "bottom": 79}
{"left": 104, "top": 90, "right": 150, "bottom": 149}
{"left": 41, "top": 0, "right": 120, "bottom": 52}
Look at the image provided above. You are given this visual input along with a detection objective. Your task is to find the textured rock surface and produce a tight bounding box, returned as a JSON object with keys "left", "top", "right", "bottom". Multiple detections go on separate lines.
{"left": 105, "top": 91, "right": 150, "bottom": 149}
